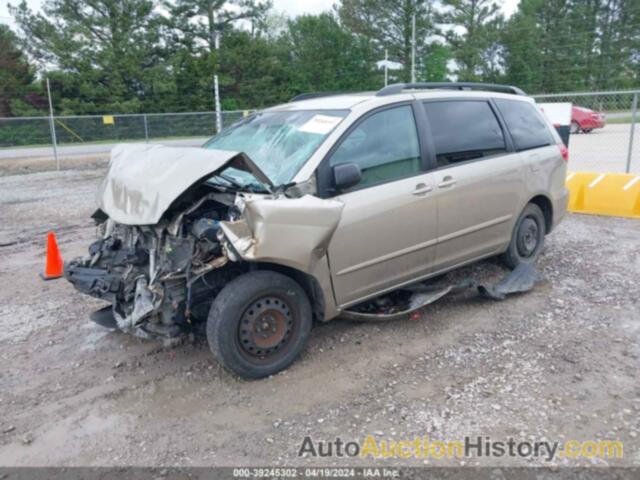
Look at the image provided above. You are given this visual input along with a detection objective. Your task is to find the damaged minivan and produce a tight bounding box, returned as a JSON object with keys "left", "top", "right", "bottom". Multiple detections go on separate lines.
{"left": 66, "top": 82, "right": 569, "bottom": 378}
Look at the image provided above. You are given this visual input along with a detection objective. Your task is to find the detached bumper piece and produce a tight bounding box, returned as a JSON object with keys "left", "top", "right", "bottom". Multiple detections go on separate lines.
{"left": 89, "top": 306, "right": 118, "bottom": 329}
{"left": 476, "top": 263, "right": 539, "bottom": 300}
{"left": 64, "top": 264, "right": 122, "bottom": 302}
{"left": 343, "top": 264, "right": 541, "bottom": 321}
{"left": 341, "top": 287, "right": 453, "bottom": 322}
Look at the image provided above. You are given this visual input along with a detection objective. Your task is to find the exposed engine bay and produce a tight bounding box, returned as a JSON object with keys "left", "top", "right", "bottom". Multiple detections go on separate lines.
{"left": 66, "top": 184, "right": 250, "bottom": 339}
{"left": 64, "top": 143, "right": 344, "bottom": 341}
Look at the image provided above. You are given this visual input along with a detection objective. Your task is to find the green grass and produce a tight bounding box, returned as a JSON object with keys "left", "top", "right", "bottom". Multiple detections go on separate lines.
{"left": 606, "top": 116, "right": 634, "bottom": 125}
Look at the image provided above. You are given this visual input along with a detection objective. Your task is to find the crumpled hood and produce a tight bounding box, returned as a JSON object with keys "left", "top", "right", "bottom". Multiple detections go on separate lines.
{"left": 97, "top": 144, "right": 272, "bottom": 225}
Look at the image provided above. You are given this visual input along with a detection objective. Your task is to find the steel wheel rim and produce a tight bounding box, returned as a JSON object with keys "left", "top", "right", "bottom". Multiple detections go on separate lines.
{"left": 237, "top": 295, "right": 295, "bottom": 362}
{"left": 517, "top": 217, "right": 540, "bottom": 258}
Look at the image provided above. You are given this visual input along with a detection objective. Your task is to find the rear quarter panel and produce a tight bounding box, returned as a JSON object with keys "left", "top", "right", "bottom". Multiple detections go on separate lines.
{"left": 524, "top": 144, "right": 568, "bottom": 231}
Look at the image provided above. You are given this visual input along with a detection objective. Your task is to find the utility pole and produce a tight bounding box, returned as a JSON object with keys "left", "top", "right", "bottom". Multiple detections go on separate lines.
{"left": 212, "top": 14, "right": 222, "bottom": 134}
{"left": 46, "top": 77, "right": 59, "bottom": 171}
{"left": 411, "top": 13, "right": 416, "bottom": 83}
{"left": 384, "top": 49, "right": 389, "bottom": 87}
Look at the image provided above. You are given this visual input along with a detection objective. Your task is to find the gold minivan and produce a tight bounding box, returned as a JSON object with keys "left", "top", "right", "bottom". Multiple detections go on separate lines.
{"left": 66, "top": 83, "right": 569, "bottom": 378}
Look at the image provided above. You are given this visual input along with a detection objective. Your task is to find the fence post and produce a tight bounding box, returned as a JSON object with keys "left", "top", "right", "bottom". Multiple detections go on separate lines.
{"left": 46, "top": 77, "right": 59, "bottom": 171}
{"left": 143, "top": 114, "right": 149, "bottom": 143}
{"left": 214, "top": 75, "right": 222, "bottom": 133}
{"left": 626, "top": 92, "right": 638, "bottom": 174}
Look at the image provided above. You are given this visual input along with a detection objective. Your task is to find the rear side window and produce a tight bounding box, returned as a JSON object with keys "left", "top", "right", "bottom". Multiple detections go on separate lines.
{"left": 494, "top": 99, "right": 554, "bottom": 151}
{"left": 422, "top": 101, "right": 506, "bottom": 167}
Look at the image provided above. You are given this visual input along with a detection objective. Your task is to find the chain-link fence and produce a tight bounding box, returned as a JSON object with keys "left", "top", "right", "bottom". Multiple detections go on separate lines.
{"left": 532, "top": 90, "right": 639, "bottom": 173}
{"left": 0, "top": 116, "right": 54, "bottom": 147}
{"left": 1, "top": 91, "right": 639, "bottom": 174}
{"left": 0, "top": 110, "right": 251, "bottom": 173}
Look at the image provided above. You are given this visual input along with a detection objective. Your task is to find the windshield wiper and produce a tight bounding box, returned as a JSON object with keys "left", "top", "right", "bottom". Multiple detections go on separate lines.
{"left": 210, "top": 174, "right": 272, "bottom": 194}
{"left": 273, "top": 181, "right": 297, "bottom": 196}
{"left": 211, "top": 173, "right": 244, "bottom": 190}
{"left": 245, "top": 182, "right": 271, "bottom": 193}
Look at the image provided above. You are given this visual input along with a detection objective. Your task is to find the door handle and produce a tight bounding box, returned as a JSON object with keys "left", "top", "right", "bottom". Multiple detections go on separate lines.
{"left": 412, "top": 183, "right": 433, "bottom": 195}
{"left": 438, "top": 176, "right": 456, "bottom": 188}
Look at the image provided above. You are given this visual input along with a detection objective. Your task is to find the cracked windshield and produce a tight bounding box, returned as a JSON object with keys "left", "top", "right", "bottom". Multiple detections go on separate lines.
{"left": 204, "top": 109, "right": 348, "bottom": 187}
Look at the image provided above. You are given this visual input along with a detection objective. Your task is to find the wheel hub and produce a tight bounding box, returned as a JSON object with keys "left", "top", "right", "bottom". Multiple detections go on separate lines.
{"left": 517, "top": 217, "right": 539, "bottom": 257}
{"left": 238, "top": 296, "right": 293, "bottom": 358}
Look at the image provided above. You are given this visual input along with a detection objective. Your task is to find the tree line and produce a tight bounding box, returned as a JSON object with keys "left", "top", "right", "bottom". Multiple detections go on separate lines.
{"left": 1, "top": 0, "right": 639, "bottom": 117}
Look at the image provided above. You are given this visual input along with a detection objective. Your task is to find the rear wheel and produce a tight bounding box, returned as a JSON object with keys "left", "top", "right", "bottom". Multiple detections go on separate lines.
{"left": 501, "top": 203, "right": 546, "bottom": 269}
{"left": 207, "top": 270, "right": 312, "bottom": 379}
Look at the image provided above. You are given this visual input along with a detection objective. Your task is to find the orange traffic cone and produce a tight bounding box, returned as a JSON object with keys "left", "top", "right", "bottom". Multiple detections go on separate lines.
{"left": 41, "top": 232, "right": 64, "bottom": 280}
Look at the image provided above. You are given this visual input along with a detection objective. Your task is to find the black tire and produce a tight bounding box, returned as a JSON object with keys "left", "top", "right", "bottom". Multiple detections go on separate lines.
{"left": 583, "top": 128, "right": 593, "bottom": 133}
{"left": 570, "top": 121, "right": 580, "bottom": 134}
{"left": 207, "top": 270, "right": 312, "bottom": 379}
{"left": 501, "top": 203, "right": 546, "bottom": 269}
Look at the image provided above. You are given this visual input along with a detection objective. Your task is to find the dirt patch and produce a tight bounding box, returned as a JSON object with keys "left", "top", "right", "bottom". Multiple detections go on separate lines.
{"left": 0, "top": 170, "right": 638, "bottom": 467}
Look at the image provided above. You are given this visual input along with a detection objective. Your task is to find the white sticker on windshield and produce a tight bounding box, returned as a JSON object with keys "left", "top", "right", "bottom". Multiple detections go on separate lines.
{"left": 298, "top": 114, "right": 342, "bottom": 135}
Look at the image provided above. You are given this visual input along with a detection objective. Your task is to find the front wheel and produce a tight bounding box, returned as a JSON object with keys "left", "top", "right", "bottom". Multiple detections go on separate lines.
{"left": 501, "top": 203, "right": 546, "bottom": 269}
{"left": 207, "top": 270, "right": 313, "bottom": 379}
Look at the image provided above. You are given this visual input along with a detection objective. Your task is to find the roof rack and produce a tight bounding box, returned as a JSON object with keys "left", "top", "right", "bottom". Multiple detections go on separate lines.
{"left": 290, "top": 92, "right": 345, "bottom": 102}
{"left": 376, "top": 82, "right": 526, "bottom": 97}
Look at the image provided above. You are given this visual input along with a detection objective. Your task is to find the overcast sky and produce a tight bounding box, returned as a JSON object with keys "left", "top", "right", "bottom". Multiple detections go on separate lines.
{"left": 1, "top": 0, "right": 521, "bottom": 28}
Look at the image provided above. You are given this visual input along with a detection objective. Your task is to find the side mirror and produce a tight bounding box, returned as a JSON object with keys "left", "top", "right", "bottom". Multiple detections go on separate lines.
{"left": 332, "top": 163, "right": 362, "bottom": 191}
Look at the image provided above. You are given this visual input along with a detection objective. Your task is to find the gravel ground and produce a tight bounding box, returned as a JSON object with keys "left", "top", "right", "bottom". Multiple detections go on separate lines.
{"left": 0, "top": 169, "right": 639, "bottom": 467}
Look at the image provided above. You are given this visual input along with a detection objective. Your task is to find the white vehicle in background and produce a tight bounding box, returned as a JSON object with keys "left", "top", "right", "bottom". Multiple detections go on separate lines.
{"left": 538, "top": 102, "right": 572, "bottom": 146}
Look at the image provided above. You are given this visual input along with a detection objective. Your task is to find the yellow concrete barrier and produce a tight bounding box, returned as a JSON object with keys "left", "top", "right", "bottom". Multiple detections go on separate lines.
{"left": 566, "top": 171, "right": 640, "bottom": 219}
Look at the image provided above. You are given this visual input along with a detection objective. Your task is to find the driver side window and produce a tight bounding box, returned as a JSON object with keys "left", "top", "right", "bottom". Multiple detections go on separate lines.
{"left": 329, "top": 105, "right": 421, "bottom": 191}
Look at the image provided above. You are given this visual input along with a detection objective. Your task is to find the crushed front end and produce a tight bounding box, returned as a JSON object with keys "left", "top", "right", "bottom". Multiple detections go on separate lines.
{"left": 65, "top": 191, "right": 244, "bottom": 339}
{"left": 65, "top": 144, "right": 344, "bottom": 343}
{"left": 63, "top": 144, "right": 269, "bottom": 340}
